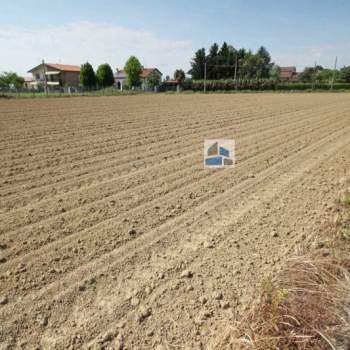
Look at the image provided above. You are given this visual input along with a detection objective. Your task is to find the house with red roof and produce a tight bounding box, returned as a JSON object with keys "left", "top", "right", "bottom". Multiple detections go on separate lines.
{"left": 114, "top": 67, "right": 162, "bottom": 91}
{"left": 28, "top": 63, "right": 80, "bottom": 88}
{"left": 279, "top": 66, "right": 299, "bottom": 82}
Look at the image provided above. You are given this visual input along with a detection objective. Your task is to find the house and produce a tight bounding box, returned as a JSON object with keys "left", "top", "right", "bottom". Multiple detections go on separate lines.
{"left": 159, "top": 79, "right": 180, "bottom": 92}
{"left": 23, "top": 77, "right": 34, "bottom": 89}
{"left": 28, "top": 63, "right": 80, "bottom": 89}
{"left": 114, "top": 67, "right": 162, "bottom": 91}
{"left": 279, "top": 66, "right": 299, "bottom": 82}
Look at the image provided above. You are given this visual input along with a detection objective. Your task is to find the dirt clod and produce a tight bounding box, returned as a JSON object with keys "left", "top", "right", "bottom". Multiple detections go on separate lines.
{"left": 0, "top": 296, "right": 9, "bottom": 305}
{"left": 137, "top": 306, "right": 152, "bottom": 323}
{"left": 212, "top": 291, "right": 223, "bottom": 300}
{"left": 128, "top": 227, "right": 137, "bottom": 236}
{"left": 36, "top": 314, "right": 48, "bottom": 327}
{"left": 181, "top": 270, "right": 193, "bottom": 278}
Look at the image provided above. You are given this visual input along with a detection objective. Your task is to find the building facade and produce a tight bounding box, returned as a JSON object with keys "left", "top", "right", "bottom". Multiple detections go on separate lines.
{"left": 279, "top": 66, "right": 299, "bottom": 81}
{"left": 114, "top": 68, "right": 162, "bottom": 91}
{"left": 28, "top": 63, "right": 80, "bottom": 89}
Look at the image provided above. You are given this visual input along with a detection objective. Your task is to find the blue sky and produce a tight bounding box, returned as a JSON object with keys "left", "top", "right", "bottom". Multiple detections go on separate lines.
{"left": 1, "top": 0, "right": 349, "bottom": 76}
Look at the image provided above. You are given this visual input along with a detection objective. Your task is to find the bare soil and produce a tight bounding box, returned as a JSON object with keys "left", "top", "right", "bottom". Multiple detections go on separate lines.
{"left": 0, "top": 94, "right": 350, "bottom": 349}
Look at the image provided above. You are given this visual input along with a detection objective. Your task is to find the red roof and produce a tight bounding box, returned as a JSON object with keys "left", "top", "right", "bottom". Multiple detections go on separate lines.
{"left": 163, "top": 80, "right": 180, "bottom": 85}
{"left": 140, "top": 68, "right": 159, "bottom": 78}
{"left": 280, "top": 66, "right": 298, "bottom": 80}
{"left": 115, "top": 67, "right": 161, "bottom": 78}
{"left": 280, "top": 71, "right": 294, "bottom": 78}
{"left": 46, "top": 64, "right": 80, "bottom": 72}
{"left": 280, "top": 66, "right": 296, "bottom": 73}
{"left": 28, "top": 63, "right": 80, "bottom": 73}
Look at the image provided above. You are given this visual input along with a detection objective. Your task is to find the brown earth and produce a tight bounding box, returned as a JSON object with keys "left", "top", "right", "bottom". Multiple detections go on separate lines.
{"left": 0, "top": 93, "right": 349, "bottom": 349}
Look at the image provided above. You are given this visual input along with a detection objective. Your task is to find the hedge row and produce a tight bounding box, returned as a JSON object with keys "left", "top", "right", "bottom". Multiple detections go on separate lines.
{"left": 276, "top": 83, "right": 350, "bottom": 91}
{"left": 181, "top": 79, "right": 350, "bottom": 91}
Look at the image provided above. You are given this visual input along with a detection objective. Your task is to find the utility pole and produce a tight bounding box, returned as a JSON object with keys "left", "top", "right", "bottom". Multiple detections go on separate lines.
{"left": 204, "top": 62, "right": 207, "bottom": 93}
{"left": 312, "top": 61, "right": 317, "bottom": 90}
{"left": 330, "top": 56, "right": 338, "bottom": 90}
{"left": 234, "top": 56, "right": 238, "bottom": 90}
{"left": 42, "top": 59, "right": 48, "bottom": 96}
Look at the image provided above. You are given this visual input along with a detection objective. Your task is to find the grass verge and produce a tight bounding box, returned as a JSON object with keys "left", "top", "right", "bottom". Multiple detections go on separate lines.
{"left": 214, "top": 180, "right": 350, "bottom": 350}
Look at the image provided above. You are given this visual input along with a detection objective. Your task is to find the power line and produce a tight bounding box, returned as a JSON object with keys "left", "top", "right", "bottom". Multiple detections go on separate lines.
{"left": 203, "top": 61, "right": 240, "bottom": 92}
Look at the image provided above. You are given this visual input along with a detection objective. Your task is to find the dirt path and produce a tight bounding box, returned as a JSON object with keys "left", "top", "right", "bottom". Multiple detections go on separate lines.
{"left": 0, "top": 94, "right": 350, "bottom": 349}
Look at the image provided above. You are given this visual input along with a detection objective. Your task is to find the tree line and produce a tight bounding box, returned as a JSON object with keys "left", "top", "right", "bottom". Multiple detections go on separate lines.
{"left": 80, "top": 56, "right": 162, "bottom": 90}
{"left": 189, "top": 42, "right": 274, "bottom": 80}
{"left": 2, "top": 46, "right": 350, "bottom": 91}
{"left": 0, "top": 72, "right": 24, "bottom": 89}
{"left": 298, "top": 65, "right": 350, "bottom": 83}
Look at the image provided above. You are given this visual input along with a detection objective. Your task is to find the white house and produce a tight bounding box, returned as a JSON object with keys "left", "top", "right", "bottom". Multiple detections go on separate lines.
{"left": 114, "top": 67, "right": 162, "bottom": 91}
{"left": 28, "top": 63, "right": 80, "bottom": 89}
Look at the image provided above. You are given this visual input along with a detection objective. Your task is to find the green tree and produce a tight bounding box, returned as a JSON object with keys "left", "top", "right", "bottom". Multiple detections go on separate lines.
{"left": 146, "top": 70, "right": 161, "bottom": 89}
{"left": 299, "top": 65, "right": 323, "bottom": 82}
{"left": 80, "top": 62, "right": 96, "bottom": 88}
{"left": 270, "top": 64, "right": 281, "bottom": 81}
{"left": 189, "top": 43, "right": 274, "bottom": 81}
{"left": 316, "top": 69, "right": 339, "bottom": 83}
{"left": 240, "top": 52, "right": 264, "bottom": 79}
{"left": 219, "top": 41, "right": 230, "bottom": 58}
{"left": 207, "top": 43, "right": 219, "bottom": 79}
{"left": 96, "top": 63, "right": 114, "bottom": 88}
{"left": 189, "top": 48, "right": 206, "bottom": 79}
{"left": 340, "top": 66, "right": 350, "bottom": 82}
{"left": 256, "top": 46, "right": 272, "bottom": 78}
{"left": 124, "top": 56, "right": 142, "bottom": 88}
{"left": 0, "top": 72, "right": 24, "bottom": 89}
{"left": 0, "top": 75, "right": 6, "bottom": 88}
{"left": 217, "top": 42, "right": 236, "bottom": 79}
{"left": 174, "top": 69, "right": 186, "bottom": 83}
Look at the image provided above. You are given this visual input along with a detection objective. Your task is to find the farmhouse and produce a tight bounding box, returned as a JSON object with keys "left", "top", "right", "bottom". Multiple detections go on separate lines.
{"left": 28, "top": 63, "right": 80, "bottom": 89}
{"left": 114, "top": 67, "right": 162, "bottom": 91}
{"left": 279, "top": 66, "right": 299, "bottom": 81}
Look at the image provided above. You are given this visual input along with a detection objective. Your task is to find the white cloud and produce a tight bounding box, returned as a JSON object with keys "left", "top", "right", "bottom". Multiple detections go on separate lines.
{"left": 0, "top": 21, "right": 193, "bottom": 77}
{"left": 273, "top": 42, "right": 350, "bottom": 71}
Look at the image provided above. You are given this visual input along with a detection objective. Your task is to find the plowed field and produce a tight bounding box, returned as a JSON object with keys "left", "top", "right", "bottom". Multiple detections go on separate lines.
{"left": 1, "top": 94, "right": 350, "bottom": 349}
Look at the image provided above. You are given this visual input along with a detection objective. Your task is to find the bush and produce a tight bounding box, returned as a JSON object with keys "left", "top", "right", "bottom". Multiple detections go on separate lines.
{"left": 124, "top": 56, "right": 142, "bottom": 88}
{"left": 182, "top": 79, "right": 276, "bottom": 91}
{"left": 181, "top": 80, "right": 350, "bottom": 92}
{"left": 80, "top": 62, "right": 96, "bottom": 88}
{"left": 96, "top": 64, "right": 114, "bottom": 88}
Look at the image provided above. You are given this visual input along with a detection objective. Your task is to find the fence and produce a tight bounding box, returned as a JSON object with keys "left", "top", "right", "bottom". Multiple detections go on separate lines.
{"left": 0, "top": 86, "right": 146, "bottom": 98}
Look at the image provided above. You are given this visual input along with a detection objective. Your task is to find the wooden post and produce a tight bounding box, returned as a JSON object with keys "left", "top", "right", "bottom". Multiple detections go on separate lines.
{"left": 204, "top": 62, "right": 207, "bottom": 93}
{"left": 234, "top": 56, "right": 238, "bottom": 90}
{"left": 42, "top": 59, "right": 48, "bottom": 96}
{"left": 330, "top": 56, "right": 338, "bottom": 90}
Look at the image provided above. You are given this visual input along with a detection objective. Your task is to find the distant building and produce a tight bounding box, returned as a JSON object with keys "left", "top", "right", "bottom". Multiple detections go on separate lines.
{"left": 279, "top": 66, "right": 299, "bottom": 82}
{"left": 28, "top": 63, "right": 80, "bottom": 89}
{"left": 159, "top": 79, "right": 180, "bottom": 92}
{"left": 114, "top": 67, "right": 162, "bottom": 91}
{"left": 23, "top": 77, "right": 34, "bottom": 89}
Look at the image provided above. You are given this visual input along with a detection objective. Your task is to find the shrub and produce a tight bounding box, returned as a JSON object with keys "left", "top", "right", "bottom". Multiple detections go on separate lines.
{"left": 80, "top": 62, "right": 96, "bottom": 88}
{"left": 181, "top": 80, "right": 350, "bottom": 92}
{"left": 96, "top": 64, "right": 114, "bottom": 88}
